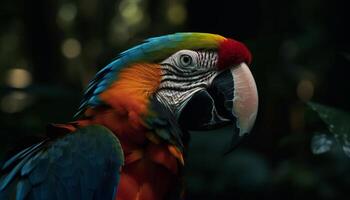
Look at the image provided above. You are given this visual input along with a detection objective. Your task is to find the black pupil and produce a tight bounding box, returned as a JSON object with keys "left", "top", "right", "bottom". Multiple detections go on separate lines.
{"left": 182, "top": 56, "right": 191, "bottom": 65}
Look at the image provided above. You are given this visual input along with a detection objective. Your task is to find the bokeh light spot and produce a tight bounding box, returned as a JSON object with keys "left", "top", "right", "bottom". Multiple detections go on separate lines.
{"left": 1, "top": 92, "right": 31, "bottom": 113}
{"left": 167, "top": 2, "right": 187, "bottom": 25}
{"left": 58, "top": 3, "right": 77, "bottom": 22}
{"left": 119, "top": 0, "right": 144, "bottom": 26}
{"left": 297, "top": 79, "right": 314, "bottom": 102}
{"left": 62, "top": 38, "right": 81, "bottom": 59}
{"left": 6, "top": 68, "right": 32, "bottom": 88}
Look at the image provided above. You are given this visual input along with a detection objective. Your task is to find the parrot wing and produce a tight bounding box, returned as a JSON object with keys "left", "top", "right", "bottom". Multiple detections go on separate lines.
{"left": 0, "top": 125, "right": 124, "bottom": 200}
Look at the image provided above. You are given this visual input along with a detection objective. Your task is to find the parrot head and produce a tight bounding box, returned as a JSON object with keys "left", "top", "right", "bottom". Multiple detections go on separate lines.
{"left": 76, "top": 33, "right": 258, "bottom": 150}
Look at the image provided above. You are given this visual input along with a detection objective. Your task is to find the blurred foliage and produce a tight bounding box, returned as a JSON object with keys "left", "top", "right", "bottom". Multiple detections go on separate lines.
{"left": 0, "top": 0, "right": 349, "bottom": 199}
{"left": 308, "top": 102, "right": 350, "bottom": 157}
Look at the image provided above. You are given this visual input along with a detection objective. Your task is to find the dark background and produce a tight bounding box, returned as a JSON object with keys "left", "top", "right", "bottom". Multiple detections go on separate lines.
{"left": 1, "top": 0, "right": 350, "bottom": 199}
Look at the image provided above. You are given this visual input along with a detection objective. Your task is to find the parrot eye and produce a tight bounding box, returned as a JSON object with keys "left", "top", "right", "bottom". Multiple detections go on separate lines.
{"left": 179, "top": 54, "right": 193, "bottom": 67}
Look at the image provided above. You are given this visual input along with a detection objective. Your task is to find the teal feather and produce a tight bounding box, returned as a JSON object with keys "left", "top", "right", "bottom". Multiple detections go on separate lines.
{"left": 16, "top": 180, "right": 31, "bottom": 200}
{"left": 75, "top": 32, "right": 225, "bottom": 118}
{"left": 2, "top": 141, "right": 45, "bottom": 170}
{"left": 0, "top": 125, "right": 124, "bottom": 200}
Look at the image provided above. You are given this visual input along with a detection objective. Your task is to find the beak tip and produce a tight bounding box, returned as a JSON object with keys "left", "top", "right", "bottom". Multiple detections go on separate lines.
{"left": 224, "top": 130, "right": 248, "bottom": 155}
{"left": 238, "top": 112, "right": 258, "bottom": 136}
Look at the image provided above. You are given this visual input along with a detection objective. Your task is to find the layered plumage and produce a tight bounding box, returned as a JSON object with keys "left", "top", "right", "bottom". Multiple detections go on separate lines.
{"left": 0, "top": 32, "right": 258, "bottom": 200}
{"left": 75, "top": 33, "right": 227, "bottom": 117}
{"left": 0, "top": 125, "right": 124, "bottom": 200}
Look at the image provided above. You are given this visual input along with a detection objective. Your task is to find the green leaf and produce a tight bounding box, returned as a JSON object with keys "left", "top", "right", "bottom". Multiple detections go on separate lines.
{"left": 308, "top": 102, "right": 350, "bottom": 157}
{"left": 310, "top": 132, "right": 334, "bottom": 154}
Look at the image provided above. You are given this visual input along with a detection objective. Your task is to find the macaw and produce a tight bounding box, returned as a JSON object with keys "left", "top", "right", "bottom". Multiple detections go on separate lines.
{"left": 0, "top": 32, "right": 258, "bottom": 200}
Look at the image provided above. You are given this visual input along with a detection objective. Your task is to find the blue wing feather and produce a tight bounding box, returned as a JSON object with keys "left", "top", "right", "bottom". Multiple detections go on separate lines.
{"left": 0, "top": 125, "right": 124, "bottom": 200}
{"left": 16, "top": 180, "right": 31, "bottom": 200}
{"left": 2, "top": 142, "right": 45, "bottom": 170}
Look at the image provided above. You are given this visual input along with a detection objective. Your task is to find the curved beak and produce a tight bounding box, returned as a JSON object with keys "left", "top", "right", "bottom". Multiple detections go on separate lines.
{"left": 225, "top": 62, "right": 258, "bottom": 136}
{"left": 178, "top": 62, "right": 258, "bottom": 151}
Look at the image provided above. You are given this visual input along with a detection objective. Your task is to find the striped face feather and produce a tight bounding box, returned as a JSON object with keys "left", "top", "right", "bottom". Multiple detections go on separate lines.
{"left": 156, "top": 50, "right": 220, "bottom": 119}
{"left": 74, "top": 32, "right": 258, "bottom": 152}
{"left": 161, "top": 50, "right": 218, "bottom": 73}
{"left": 155, "top": 42, "right": 258, "bottom": 151}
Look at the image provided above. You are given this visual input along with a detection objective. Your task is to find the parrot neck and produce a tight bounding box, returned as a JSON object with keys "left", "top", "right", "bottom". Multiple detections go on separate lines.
{"left": 71, "top": 63, "right": 183, "bottom": 200}
{"left": 78, "top": 63, "right": 163, "bottom": 144}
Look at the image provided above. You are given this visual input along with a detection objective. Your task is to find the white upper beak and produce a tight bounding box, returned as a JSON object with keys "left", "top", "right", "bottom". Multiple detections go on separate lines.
{"left": 230, "top": 62, "right": 259, "bottom": 136}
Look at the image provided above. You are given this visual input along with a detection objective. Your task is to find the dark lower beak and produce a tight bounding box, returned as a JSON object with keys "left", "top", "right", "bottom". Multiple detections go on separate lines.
{"left": 178, "top": 63, "right": 258, "bottom": 151}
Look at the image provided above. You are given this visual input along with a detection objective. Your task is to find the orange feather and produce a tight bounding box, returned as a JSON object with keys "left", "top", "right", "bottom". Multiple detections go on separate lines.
{"left": 74, "top": 63, "right": 183, "bottom": 200}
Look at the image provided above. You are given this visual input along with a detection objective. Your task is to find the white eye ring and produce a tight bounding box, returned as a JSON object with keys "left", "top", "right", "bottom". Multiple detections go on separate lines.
{"left": 179, "top": 54, "right": 193, "bottom": 67}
